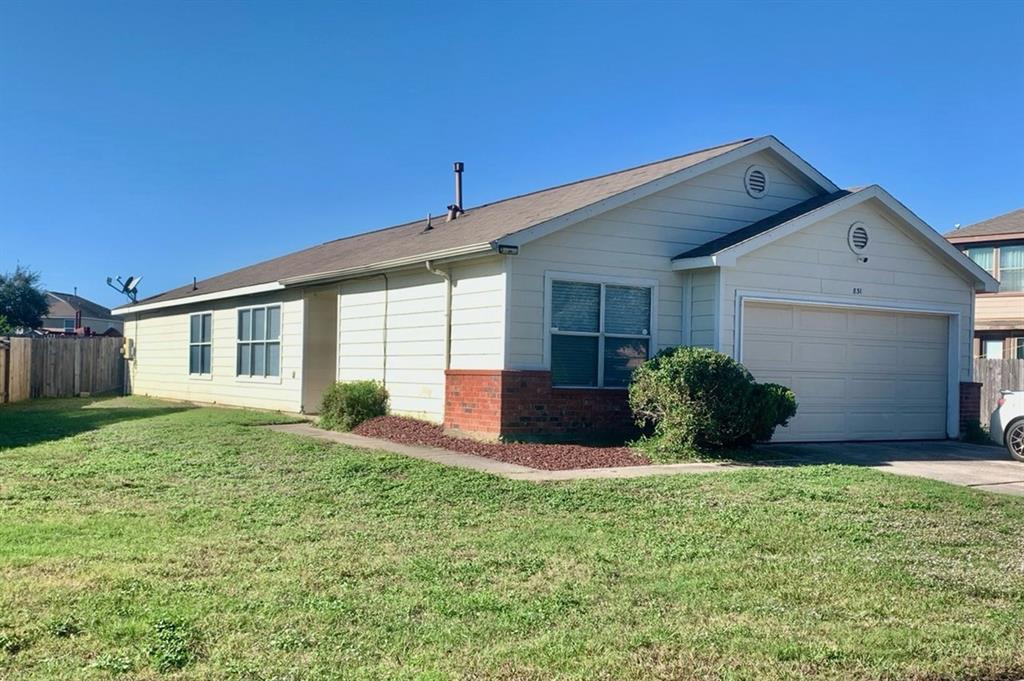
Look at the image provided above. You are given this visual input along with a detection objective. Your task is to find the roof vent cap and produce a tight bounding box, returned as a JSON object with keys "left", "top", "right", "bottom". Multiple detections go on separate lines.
{"left": 847, "top": 222, "right": 870, "bottom": 253}
{"left": 744, "top": 165, "right": 769, "bottom": 198}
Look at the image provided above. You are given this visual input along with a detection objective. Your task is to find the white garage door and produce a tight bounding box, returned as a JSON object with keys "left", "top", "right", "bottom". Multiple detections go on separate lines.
{"left": 742, "top": 302, "right": 949, "bottom": 442}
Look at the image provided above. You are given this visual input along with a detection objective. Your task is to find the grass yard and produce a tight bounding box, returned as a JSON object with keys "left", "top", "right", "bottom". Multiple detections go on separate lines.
{"left": 1, "top": 398, "right": 1024, "bottom": 680}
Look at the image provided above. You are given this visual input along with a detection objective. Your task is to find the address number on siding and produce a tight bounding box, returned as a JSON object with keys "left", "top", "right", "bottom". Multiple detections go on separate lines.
{"left": 852, "top": 287, "right": 863, "bottom": 295}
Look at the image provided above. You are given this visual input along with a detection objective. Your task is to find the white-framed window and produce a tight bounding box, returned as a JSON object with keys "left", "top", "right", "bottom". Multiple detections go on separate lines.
{"left": 983, "top": 339, "right": 1004, "bottom": 360}
{"left": 236, "top": 305, "right": 281, "bottom": 378}
{"left": 966, "top": 247, "right": 995, "bottom": 276}
{"left": 546, "top": 273, "right": 655, "bottom": 388}
{"left": 189, "top": 312, "right": 213, "bottom": 375}
{"left": 63, "top": 319, "right": 75, "bottom": 333}
{"left": 999, "top": 245, "right": 1024, "bottom": 292}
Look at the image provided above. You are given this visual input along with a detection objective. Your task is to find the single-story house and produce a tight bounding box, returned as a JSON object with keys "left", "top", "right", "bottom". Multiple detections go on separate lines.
{"left": 113, "top": 136, "right": 997, "bottom": 442}
{"left": 42, "top": 291, "right": 123, "bottom": 336}
{"left": 945, "top": 208, "right": 1024, "bottom": 359}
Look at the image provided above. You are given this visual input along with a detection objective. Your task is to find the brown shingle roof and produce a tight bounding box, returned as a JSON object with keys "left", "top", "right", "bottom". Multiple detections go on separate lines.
{"left": 944, "top": 208, "right": 1024, "bottom": 240}
{"left": 46, "top": 292, "right": 115, "bottom": 320}
{"left": 129, "top": 138, "right": 758, "bottom": 308}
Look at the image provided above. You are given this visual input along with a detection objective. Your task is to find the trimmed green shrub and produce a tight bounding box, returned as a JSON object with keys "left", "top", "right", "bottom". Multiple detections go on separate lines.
{"left": 319, "top": 380, "right": 389, "bottom": 431}
{"left": 749, "top": 382, "right": 798, "bottom": 443}
{"left": 629, "top": 346, "right": 797, "bottom": 455}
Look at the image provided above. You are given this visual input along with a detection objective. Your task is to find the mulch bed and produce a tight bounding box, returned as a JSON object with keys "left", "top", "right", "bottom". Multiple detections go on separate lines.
{"left": 352, "top": 416, "right": 650, "bottom": 470}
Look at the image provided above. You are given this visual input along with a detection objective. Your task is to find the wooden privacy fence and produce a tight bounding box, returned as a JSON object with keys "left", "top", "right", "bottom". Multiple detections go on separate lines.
{"left": 0, "top": 336, "right": 125, "bottom": 404}
{"left": 974, "top": 358, "right": 1024, "bottom": 422}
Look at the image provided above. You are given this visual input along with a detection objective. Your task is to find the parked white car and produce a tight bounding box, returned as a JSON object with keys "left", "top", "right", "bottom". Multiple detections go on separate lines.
{"left": 991, "top": 390, "right": 1024, "bottom": 462}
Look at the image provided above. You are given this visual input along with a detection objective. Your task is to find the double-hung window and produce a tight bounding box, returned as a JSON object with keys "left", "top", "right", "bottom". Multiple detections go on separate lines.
{"left": 189, "top": 313, "right": 212, "bottom": 375}
{"left": 548, "top": 278, "right": 653, "bottom": 388}
{"left": 999, "top": 246, "right": 1024, "bottom": 292}
{"left": 63, "top": 319, "right": 75, "bottom": 333}
{"left": 237, "top": 305, "right": 281, "bottom": 378}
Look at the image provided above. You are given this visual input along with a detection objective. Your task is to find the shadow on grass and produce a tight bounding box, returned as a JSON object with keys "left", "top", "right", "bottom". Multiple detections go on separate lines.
{"left": 0, "top": 396, "right": 193, "bottom": 450}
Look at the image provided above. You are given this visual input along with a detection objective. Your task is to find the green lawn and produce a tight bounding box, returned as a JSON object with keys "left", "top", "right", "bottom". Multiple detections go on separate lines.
{"left": 1, "top": 397, "right": 1023, "bottom": 680}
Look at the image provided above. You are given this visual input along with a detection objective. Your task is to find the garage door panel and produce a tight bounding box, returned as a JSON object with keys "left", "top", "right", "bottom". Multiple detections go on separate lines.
{"left": 846, "top": 377, "right": 898, "bottom": 401}
{"left": 743, "top": 302, "right": 948, "bottom": 442}
{"left": 745, "top": 304, "right": 794, "bottom": 329}
{"left": 796, "top": 341, "right": 846, "bottom": 364}
{"left": 901, "top": 314, "right": 949, "bottom": 339}
{"left": 797, "top": 307, "right": 847, "bottom": 332}
{"left": 899, "top": 344, "right": 946, "bottom": 370}
{"left": 744, "top": 339, "right": 794, "bottom": 364}
{"left": 847, "top": 311, "right": 894, "bottom": 335}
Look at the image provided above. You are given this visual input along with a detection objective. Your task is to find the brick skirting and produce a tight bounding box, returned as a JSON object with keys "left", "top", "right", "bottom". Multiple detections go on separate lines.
{"left": 444, "top": 369, "right": 637, "bottom": 441}
{"left": 959, "top": 381, "right": 982, "bottom": 435}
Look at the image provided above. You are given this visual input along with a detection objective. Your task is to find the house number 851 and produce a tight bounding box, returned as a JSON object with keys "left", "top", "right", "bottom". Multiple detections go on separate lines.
{"left": 852, "top": 287, "right": 863, "bottom": 295}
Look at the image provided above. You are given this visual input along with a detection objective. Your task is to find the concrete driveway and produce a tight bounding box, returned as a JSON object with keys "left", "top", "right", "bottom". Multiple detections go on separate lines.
{"left": 756, "top": 440, "right": 1024, "bottom": 496}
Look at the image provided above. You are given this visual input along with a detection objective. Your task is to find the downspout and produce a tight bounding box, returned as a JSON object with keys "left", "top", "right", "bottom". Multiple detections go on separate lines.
{"left": 424, "top": 261, "right": 452, "bottom": 370}
{"left": 381, "top": 272, "right": 389, "bottom": 388}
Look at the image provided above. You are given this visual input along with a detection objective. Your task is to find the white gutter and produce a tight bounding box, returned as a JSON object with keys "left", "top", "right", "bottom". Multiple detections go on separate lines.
{"left": 111, "top": 282, "right": 286, "bottom": 315}
{"left": 279, "top": 243, "right": 493, "bottom": 286}
{"left": 424, "top": 260, "right": 453, "bottom": 370}
{"left": 112, "top": 242, "right": 496, "bottom": 316}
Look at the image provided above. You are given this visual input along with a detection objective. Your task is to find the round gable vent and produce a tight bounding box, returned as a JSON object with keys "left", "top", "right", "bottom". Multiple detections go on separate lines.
{"left": 848, "top": 222, "right": 870, "bottom": 253}
{"left": 744, "top": 165, "right": 769, "bottom": 198}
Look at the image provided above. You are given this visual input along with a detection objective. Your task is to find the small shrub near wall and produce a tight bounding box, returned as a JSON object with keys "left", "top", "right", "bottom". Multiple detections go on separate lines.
{"left": 319, "top": 381, "right": 389, "bottom": 431}
{"left": 628, "top": 347, "right": 796, "bottom": 458}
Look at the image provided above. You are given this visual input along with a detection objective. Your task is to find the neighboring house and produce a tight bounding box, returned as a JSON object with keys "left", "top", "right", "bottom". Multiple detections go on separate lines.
{"left": 945, "top": 209, "right": 1024, "bottom": 359}
{"left": 113, "top": 136, "right": 996, "bottom": 443}
{"left": 41, "top": 292, "right": 124, "bottom": 336}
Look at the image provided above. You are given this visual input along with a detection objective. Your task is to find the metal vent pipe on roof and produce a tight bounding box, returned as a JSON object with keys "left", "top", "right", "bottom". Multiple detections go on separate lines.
{"left": 447, "top": 161, "right": 464, "bottom": 221}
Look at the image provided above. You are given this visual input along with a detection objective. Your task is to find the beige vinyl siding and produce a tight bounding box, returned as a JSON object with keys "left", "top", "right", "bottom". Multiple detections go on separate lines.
{"left": 125, "top": 289, "right": 304, "bottom": 411}
{"left": 719, "top": 201, "right": 975, "bottom": 381}
{"left": 506, "top": 151, "right": 817, "bottom": 368}
{"left": 975, "top": 293, "right": 1024, "bottom": 327}
{"left": 450, "top": 256, "right": 506, "bottom": 369}
{"left": 337, "top": 257, "right": 506, "bottom": 422}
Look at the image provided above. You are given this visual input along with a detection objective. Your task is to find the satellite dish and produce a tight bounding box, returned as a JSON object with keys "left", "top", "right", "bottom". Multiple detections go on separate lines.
{"left": 106, "top": 274, "right": 142, "bottom": 303}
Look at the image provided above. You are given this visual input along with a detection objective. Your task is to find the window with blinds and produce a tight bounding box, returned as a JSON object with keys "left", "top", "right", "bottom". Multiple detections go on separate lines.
{"left": 189, "top": 313, "right": 212, "bottom": 375}
{"left": 237, "top": 305, "right": 281, "bottom": 378}
{"left": 549, "top": 279, "right": 652, "bottom": 387}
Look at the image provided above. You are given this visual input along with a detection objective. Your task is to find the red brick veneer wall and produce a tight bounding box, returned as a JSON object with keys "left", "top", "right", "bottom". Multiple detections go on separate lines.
{"left": 959, "top": 381, "right": 982, "bottom": 435}
{"left": 444, "top": 369, "right": 636, "bottom": 441}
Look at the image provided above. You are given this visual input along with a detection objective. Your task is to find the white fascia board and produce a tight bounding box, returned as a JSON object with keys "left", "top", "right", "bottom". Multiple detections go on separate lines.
{"left": 111, "top": 281, "right": 286, "bottom": 315}
{"left": 759, "top": 135, "right": 840, "bottom": 194}
{"left": 494, "top": 137, "right": 837, "bottom": 249}
{"left": 278, "top": 242, "right": 494, "bottom": 286}
{"left": 113, "top": 243, "right": 496, "bottom": 316}
{"left": 670, "top": 254, "right": 735, "bottom": 271}
{"left": 869, "top": 186, "right": 1000, "bottom": 293}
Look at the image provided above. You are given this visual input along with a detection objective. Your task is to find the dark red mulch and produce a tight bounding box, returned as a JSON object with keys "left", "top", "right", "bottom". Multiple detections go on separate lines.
{"left": 351, "top": 416, "right": 650, "bottom": 471}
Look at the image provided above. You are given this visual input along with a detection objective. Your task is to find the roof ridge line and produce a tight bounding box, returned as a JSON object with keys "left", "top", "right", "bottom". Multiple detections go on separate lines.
{"left": 314, "top": 137, "right": 761, "bottom": 249}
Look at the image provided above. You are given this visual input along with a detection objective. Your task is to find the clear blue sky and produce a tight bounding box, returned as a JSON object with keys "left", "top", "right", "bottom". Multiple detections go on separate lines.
{"left": 2, "top": 0, "right": 1021, "bottom": 308}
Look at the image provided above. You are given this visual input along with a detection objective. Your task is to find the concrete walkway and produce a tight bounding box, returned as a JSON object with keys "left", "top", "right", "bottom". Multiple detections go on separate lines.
{"left": 265, "top": 423, "right": 753, "bottom": 481}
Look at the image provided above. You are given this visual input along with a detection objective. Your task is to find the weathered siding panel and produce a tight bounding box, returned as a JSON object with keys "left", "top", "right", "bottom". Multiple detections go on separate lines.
{"left": 125, "top": 289, "right": 304, "bottom": 411}
{"left": 719, "top": 201, "right": 975, "bottom": 381}
{"left": 506, "top": 151, "right": 817, "bottom": 368}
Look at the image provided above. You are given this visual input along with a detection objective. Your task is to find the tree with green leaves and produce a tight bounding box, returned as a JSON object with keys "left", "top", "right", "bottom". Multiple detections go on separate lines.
{"left": 0, "top": 265, "right": 49, "bottom": 330}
